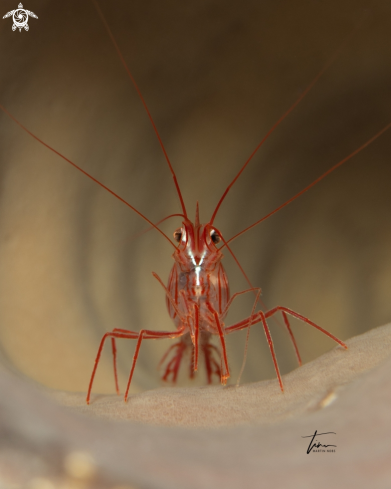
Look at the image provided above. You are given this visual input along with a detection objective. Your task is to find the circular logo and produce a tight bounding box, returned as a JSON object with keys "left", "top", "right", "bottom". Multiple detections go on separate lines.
{"left": 12, "top": 8, "right": 28, "bottom": 31}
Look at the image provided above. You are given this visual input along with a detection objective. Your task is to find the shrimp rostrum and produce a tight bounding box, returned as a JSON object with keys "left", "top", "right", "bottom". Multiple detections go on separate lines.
{"left": 1, "top": 2, "right": 390, "bottom": 404}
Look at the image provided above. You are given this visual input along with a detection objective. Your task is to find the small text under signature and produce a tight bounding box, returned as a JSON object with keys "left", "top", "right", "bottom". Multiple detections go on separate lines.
{"left": 302, "top": 430, "right": 337, "bottom": 454}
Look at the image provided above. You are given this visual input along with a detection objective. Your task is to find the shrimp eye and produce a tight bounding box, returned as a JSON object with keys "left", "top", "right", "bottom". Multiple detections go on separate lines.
{"left": 210, "top": 229, "right": 221, "bottom": 244}
{"left": 173, "top": 228, "right": 183, "bottom": 242}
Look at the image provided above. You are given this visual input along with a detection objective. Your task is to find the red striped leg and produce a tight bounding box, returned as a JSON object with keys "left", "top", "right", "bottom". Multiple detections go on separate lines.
{"left": 225, "top": 306, "right": 347, "bottom": 391}
{"left": 227, "top": 307, "right": 347, "bottom": 351}
{"left": 161, "top": 341, "right": 187, "bottom": 382}
{"left": 158, "top": 342, "right": 181, "bottom": 369}
{"left": 264, "top": 306, "right": 347, "bottom": 349}
{"left": 193, "top": 303, "right": 200, "bottom": 372}
{"left": 87, "top": 330, "right": 138, "bottom": 404}
{"left": 203, "top": 343, "right": 221, "bottom": 384}
{"left": 111, "top": 337, "right": 120, "bottom": 394}
{"left": 266, "top": 306, "right": 346, "bottom": 364}
{"left": 225, "top": 310, "right": 283, "bottom": 391}
{"left": 223, "top": 303, "right": 301, "bottom": 366}
{"left": 281, "top": 311, "right": 302, "bottom": 366}
{"left": 124, "top": 327, "right": 185, "bottom": 402}
{"left": 206, "top": 303, "right": 230, "bottom": 385}
{"left": 236, "top": 288, "right": 263, "bottom": 385}
{"left": 221, "top": 287, "right": 262, "bottom": 317}
{"left": 225, "top": 315, "right": 301, "bottom": 367}
{"left": 87, "top": 327, "right": 184, "bottom": 404}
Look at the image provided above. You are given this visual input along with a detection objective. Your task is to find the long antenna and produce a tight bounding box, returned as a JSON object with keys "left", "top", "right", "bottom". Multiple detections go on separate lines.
{"left": 91, "top": 0, "right": 187, "bottom": 218}
{"left": 0, "top": 104, "right": 176, "bottom": 249}
{"left": 224, "top": 122, "right": 391, "bottom": 246}
{"left": 124, "top": 213, "right": 186, "bottom": 244}
{"left": 209, "top": 24, "right": 361, "bottom": 225}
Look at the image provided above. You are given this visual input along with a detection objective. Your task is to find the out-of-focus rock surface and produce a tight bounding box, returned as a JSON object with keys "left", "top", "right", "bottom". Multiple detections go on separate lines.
{"left": 1, "top": 324, "right": 391, "bottom": 488}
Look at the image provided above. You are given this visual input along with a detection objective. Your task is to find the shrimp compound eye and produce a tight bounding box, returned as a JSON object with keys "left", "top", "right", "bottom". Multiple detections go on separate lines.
{"left": 210, "top": 229, "right": 221, "bottom": 244}
{"left": 173, "top": 228, "right": 183, "bottom": 242}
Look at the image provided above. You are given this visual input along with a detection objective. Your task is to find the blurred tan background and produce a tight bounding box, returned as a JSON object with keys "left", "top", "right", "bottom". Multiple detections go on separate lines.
{"left": 0, "top": 0, "right": 390, "bottom": 395}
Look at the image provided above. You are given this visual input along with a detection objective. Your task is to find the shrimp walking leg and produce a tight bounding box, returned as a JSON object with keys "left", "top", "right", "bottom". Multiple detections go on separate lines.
{"left": 193, "top": 303, "right": 200, "bottom": 371}
{"left": 265, "top": 306, "right": 348, "bottom": 349}
{"left": 110, "top": 337, "right": 120, "bottom": 394}
{"left": 123, "top": 326, "right": 183, "bottom": 401}
{"left": 236, "top": 288, "right": 263, "bottom": 385}
{"left": 161, "top": 341, "right": 187, "bottom": 382}
{"left": 225, "top": 306, "right": 347, "bottom": 390}
{"left": 203, "top": 343, "right": 221, "bottom": 383}
{"left": 222, "top": 287, "right": 301, "bottom": 368}
{"left": 221, "top": 287, "right": 262, "bottom": 316}
{"left": 281, "top": 311, "right": 302, "bottom": 366}
{"left": 206, "top": 303, "right": 230, "bottom": 384}
{"left": 87, "top": 327, "right": 185, "bottom": 404}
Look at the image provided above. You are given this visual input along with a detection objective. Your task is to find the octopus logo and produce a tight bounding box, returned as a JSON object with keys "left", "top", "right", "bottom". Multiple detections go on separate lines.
{"left": 3, "top": 3, "right": 38, "bottom": 32}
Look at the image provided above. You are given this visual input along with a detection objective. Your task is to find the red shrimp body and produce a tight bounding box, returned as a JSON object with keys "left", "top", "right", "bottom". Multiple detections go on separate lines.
{"left": 162, "top": 205, "right": 230, "bottom": 382}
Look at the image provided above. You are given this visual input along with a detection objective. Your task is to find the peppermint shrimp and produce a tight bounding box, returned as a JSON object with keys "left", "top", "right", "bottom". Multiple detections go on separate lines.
{"left": 84, "top": 4, "right": 389, "bottom": 402}
{"left": 0, "top": 2, "right": 390, "bottom": 403}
